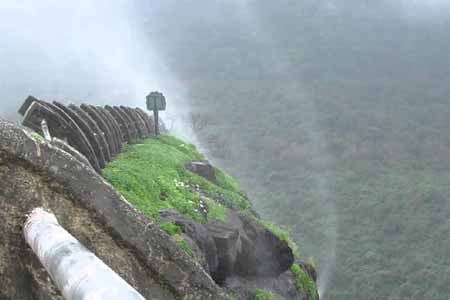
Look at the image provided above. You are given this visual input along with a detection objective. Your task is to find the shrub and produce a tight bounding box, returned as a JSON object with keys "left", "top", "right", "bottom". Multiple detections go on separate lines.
{"left": 291, "top": 264, "right": 317, "bottom": 300}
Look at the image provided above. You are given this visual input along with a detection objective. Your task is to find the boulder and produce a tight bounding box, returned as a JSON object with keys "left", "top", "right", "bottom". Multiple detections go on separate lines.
{"left": 233, "top": 213, "right": 294, "bottom": 277}
{"left": 160, "top": 209, "right": 219, "bottom": 274}
{"left": 160, "top": 208, "right": 294, "bottom": 283}
{"left": 186, "top": 161, "right": 217, "bottom": 182}
{"left": 205, "top": 222, "right": 240, "bottom": 283}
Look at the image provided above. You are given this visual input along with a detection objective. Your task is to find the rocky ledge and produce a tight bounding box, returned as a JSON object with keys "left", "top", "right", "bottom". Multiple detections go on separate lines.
{"left": 0, "top": 115, "right": 318, "bottom": 300}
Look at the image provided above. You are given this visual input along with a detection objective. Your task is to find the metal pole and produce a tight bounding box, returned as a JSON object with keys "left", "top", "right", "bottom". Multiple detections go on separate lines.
{"left": 24, "top": 208, "right": 146, "bottom": 300}
{"left": 41, "top": 119, "right": 52, "bottom": 141}
{"left": 153, "top": 98, "right": 159, "bottom": 136}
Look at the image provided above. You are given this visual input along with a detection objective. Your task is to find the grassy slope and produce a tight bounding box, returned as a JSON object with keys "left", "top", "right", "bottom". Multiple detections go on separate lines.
{"left": 103, "top": 135, "right": 316, "bottom": 296}
{"left": 103, "top": 135, "right": 249, "bottom": 224}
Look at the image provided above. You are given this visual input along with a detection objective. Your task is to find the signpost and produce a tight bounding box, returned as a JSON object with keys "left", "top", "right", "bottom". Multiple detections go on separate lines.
{"left": 146, "top": 91, "right": 166, "bottom": 136}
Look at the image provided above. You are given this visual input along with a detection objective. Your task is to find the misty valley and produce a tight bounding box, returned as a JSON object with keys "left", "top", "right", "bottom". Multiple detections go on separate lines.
{"left": 1, "top": 1, "right": 450, "bottom": 300}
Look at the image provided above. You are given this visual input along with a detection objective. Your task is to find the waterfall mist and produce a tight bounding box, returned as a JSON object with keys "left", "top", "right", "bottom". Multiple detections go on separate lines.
{"left": 0, "top": 0, "right": 197, "bottom": 142}
{"left": 2, "top": 1, "right": 450, "bottom": 300}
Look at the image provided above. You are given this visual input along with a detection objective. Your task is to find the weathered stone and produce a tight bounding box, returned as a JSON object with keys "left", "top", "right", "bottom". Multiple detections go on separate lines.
{"left": 21, "top": 99, "right": 69, "bottom": 134}
{"left": 101, "top": 107, "right": 124, "bottom": 150}
{"left": 18, "top": 95, "right": 41, "bottom": 116}
{"left": 21, "top": 100, "right": 101, "bottom": 173}
{"left": 44, "top": 101, "right": 101, "bottom": 173}
{"left": 224, "top": 271, "right": 310, "bottom": 300}
{"left": 135, "top": 107, "right": 154, "bottom": 134}
{"left": 160, "top": 209, "right": 219, "bottom": 275}
{"left": 186, "top": 161, "right": 217, "bottom": 183}
{"left": 121, "top": 106, "right": 148, "bottom": 138}
{"left": 51, "top": 137, "right": 93, "bottom": 169}
{"left": 233, "top": 213, "right": 294, "bottom": 277}
{"left": 205, "top": 222, "right": 240, "bottom": 283}
{"left": 80, "top": 104, "right": 117, "bottom": 157}
{"left": 105, "top": 105, "right": 132, "bottom": 143}
{"left": 53, "top": 101, "right": 106, "bottom": 169}
{"left": 94, "top": 106, "right": 123, "bottom": 154}
{"left": 0, "top": 120, "right": 229, "bottom": 300}
{"left": 69, "top": 104, "right": 111, "bottom": 163}
{"left": 115, "top": 106, "right": 138, "bottom": 141}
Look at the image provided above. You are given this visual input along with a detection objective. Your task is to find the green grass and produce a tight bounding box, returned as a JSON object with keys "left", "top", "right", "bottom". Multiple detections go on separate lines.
{"left": 259, "top": 220, "right": 300, "bottom": 258}
{"left": 160, "top": 222, "right": 183, "bottom": 236}
{"left": 204, "top": 197, "right": 229, "bottom": 222}
{"left": 291, "top": 264, "right": 317, "bottom": 300}
{"left": 31, "top": 132, "right": 44, "bottom": 142}
{"left": 103, "top": 135, "right": 251, "bottom": 224}
{"left": 176, "top": 237, "right": 194, "bottom": 258}
{"left": 250, "top": 289, "right": 276, "bottom": 300}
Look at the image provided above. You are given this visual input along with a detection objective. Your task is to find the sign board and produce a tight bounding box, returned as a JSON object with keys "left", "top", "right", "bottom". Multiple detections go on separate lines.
{"left": 146, "top": 92, "right": 166, "bottom": 111}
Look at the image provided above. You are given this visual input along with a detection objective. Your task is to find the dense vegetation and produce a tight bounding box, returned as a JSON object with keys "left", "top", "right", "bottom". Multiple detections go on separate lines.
{"left": 103, "top": 136, "right": 250, "bottom": 223}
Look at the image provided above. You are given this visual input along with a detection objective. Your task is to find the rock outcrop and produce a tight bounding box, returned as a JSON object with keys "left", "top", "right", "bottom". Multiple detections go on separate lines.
{"left": 0, "top": 119, "right": 228, "bottom": 300}
{"left": 1, "top": 96, "right": 318, "bottom": 300}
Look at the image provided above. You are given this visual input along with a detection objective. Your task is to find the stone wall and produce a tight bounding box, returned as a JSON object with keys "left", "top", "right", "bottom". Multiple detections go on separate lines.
{"left": 18, "top": 96, "right": 161, "bottom": 174}
{"left": 0, "top": 119, "right": 228, "bottom": 300}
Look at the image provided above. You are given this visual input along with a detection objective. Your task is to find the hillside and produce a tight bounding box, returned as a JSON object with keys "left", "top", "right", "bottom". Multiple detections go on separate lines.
{"left": 103, "top": 135, "right": 318, "bottom": 300}
{"left": 0, "top": 97, "right": 319, "bottom": 300}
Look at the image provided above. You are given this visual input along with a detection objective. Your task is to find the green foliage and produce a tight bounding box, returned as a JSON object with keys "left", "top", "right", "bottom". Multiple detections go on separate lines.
{"left": 104, "top": 135, "right": 242, "bottom": 223}
{"left": 250, "top": 289, "right": 276, "bottom": 300}
{"left": 31, "top": 132, "right": 44, "bottom": 142}
{"left": 260, "top": 220, "right": 300, "bottom": 258}
{"left": 160, "top": 222, "right": 183, "bottom": 236}
{"left": 103, "top": 135, "right": 250, "bottom": 226}
{"left": 175, "top": 237, "right": 194, "bottom": 257}
{"left": 204, "top": 197, "right": 229, "bottom": 222}
{"left": 215, "top": 167, "right": 241, "bottom": 193}
{"left": 291, "top": 264, "right": 317, "bottom": 300}
{"left": 180, "top": 168, "right": 251, "bottom": 210}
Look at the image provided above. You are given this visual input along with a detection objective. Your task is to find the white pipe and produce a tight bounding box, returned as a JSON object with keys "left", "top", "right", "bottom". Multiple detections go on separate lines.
{"left": 40, "top": 119, "right": 52, "bottom": 141}
{"left": 24, "top": 208, "right": 146, "bottom": 300}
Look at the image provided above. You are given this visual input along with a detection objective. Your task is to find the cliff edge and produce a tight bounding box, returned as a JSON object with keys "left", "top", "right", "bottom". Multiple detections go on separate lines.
{"left": 0, "top": 98, "right": 318, "bottom": 300}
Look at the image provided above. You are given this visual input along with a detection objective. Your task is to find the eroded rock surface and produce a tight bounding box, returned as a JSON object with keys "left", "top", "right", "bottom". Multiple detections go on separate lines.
{"left": 0, "top": 120, "right": 229, "bottom": 300}
{"left": 18, "top": 96, "right": 155, "bottom": 174}
{"left": 186, "top": 161, "right": 217, "bottom": 183}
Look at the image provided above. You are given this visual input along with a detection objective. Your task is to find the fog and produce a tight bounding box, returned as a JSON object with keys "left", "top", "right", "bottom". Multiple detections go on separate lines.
{"left": 0, "top": 1, "right": 195, "bottom": 140}
{"left": 2, "top": 1, "right": 450, "bottom": 299}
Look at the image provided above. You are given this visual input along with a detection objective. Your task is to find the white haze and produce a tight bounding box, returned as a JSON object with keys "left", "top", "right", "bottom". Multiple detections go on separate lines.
{"left": 0, "top": 0, "right": 198, "bottom": 142}
{"left": 2, "top": 1, "right": 450, "bottom": 299}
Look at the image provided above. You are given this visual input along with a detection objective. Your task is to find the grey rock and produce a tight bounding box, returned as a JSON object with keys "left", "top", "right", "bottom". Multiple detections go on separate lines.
{"left": 186, "top": 161, "right": 217, "bottom": 183}
{"left": 160, "top": 209, "right": 219, "bottom": 275}
{"left": 0, "top": 120, "right": 229, "bottom": 300}
{"left": 51, "top": 137, "right": 93, "bottom": 169}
